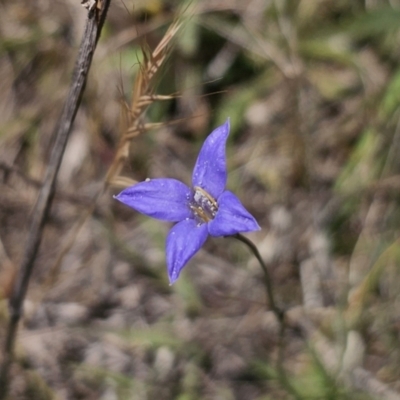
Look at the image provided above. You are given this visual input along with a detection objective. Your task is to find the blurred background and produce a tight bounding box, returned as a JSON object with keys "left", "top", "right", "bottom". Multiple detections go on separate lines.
{"left": 1, "top": 0, "right": 400, "bottom": 398}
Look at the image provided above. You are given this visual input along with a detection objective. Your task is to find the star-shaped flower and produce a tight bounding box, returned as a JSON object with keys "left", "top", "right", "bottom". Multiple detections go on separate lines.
{"left": 114, "top": 119, "right": 260, "bottom": 284}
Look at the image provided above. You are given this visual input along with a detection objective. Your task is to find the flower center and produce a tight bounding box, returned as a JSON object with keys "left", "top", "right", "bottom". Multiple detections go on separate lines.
{"left": 189, "top": 186, "right": 218, "bottom": 223}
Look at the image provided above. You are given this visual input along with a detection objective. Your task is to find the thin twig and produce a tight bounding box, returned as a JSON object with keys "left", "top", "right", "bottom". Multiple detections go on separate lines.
{"left": 0, "top": 1, "right": 111, "bottom": 396}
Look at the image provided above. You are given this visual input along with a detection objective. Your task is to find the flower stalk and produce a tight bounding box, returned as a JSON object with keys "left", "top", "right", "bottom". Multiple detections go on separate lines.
{"left": 231, "top": 234, "right": 303, "bottom": 400}
{"left": 231, "top": 233, "right": 283, "bottom": 322}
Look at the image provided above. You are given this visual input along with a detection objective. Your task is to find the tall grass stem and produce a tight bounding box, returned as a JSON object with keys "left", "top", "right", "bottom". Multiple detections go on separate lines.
{"left": 0, "top": 2, "right": 111, "bottom": 396}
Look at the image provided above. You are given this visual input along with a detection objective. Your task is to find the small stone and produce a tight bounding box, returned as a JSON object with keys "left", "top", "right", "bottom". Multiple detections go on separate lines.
{"left": 118, "top": 285, "right": 141, "bottom": 309}
{"left": 49, "top": 302, "right": 89, "bottom": 326}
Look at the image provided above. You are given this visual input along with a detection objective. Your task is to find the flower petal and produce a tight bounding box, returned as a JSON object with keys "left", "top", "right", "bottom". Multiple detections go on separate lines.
{"left": 192, "top": 119, "right": 230, "bottom": 199}
{"left": 166, "top": 219, "right": 208, "bottom": 284}
{"left": 114, "top": 178, "right": 192, "bottom": 222}
{"left": 208, "top": 191, "right": 260, "bottom": 237}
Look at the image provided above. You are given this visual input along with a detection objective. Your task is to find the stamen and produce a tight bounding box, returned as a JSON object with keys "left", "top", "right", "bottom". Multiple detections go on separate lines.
{"left": 190, "top": 187, "right": 219, "bottom": 223}
{"left": 194, "top": 186, "right": 218, "bottom": 211}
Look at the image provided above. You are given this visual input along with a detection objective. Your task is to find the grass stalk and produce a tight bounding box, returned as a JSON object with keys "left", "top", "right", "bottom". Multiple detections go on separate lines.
{"left": 0, "top": 3, "right": 111, "bottom": 396}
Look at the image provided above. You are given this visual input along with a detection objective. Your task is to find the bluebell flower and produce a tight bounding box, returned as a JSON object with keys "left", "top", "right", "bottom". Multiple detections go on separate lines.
{"left": 114, "top": 119, "right": 260, "bottom": 284}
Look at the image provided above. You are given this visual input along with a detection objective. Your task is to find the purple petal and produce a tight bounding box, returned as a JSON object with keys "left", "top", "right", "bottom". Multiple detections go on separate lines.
{"left": 114, "top": 178, "right": 192, "bottom": 222}
{"left": 192, "top": 119, "right": 230, "bottom": 199}
{"left": 166, "top": 219, "right": 208, "bottom": 284}
{"left": 208, "top": 191, "right": 260, "bottom": 237}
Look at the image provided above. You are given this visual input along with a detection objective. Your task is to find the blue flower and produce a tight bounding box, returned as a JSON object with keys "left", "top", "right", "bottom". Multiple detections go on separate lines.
{"left": 114, "top": 119, "right": 260, "bottom": 284}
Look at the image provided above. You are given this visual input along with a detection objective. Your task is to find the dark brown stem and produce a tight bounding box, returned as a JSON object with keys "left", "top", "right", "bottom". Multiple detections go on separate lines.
{"left": 0, "top": 2, "right": 111, "bottom": 396}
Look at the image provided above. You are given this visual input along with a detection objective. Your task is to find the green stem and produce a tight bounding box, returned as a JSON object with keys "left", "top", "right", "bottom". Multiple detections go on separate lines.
{"left": 232, "top": 233, "right": 283, "bottom": 322}
{"left": 231, "top": 233, "right": 303, "bottom": 400}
